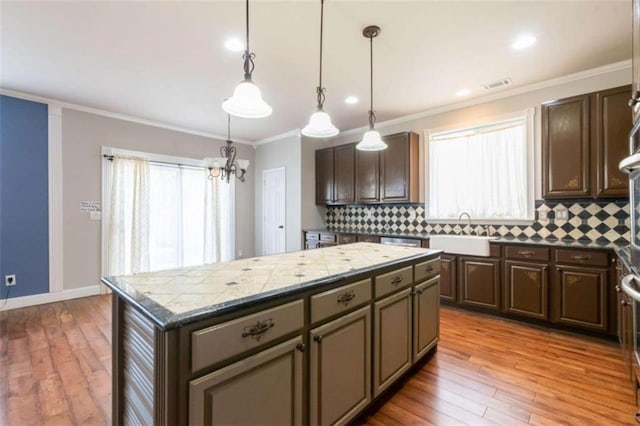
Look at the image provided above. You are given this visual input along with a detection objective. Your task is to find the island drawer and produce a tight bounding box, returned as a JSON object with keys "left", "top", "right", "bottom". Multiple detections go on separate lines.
{"left": 505, "top": 246, "right": 550, "bottom": 262}
{"left": 306, "top": 232, "right": 320, "bottom": 241}
{"left": 337, "top": 234, "right": 357, "bottom": 244}
{"left": 320, "top": 233, "right": 337, "bottom": 243}
{"left": 555, "top": 249, "right": 608, "bottom": 267}
{"left": 414, "top": 258, "right": 441, "bottom": 282}
{"left": 311, "top": 279, "right": 372, "bottom": 323}
{"left": 191, "top": 300, "right": 304, "bottom": 372}
{"left": 375, "top": 266, "right": 413, "bottom": 298}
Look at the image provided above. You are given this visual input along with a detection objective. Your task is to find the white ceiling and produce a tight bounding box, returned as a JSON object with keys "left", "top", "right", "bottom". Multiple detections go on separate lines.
{"left": 0, "top": 0, "right": 631, "bottom": 142}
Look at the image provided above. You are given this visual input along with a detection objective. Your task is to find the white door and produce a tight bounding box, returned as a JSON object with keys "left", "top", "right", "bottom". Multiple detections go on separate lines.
{"left": 263, "top": 167, "right": 286, "bottom": 255}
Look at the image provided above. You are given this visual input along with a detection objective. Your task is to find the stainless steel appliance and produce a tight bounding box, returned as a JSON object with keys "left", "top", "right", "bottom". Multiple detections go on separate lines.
{"left": 379, "top": 236, "right": 422, "bottom": 248}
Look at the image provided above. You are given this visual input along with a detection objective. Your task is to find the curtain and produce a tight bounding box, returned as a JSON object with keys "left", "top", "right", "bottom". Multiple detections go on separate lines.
{"left": 108, "top": 156, "right": 150, "bottom": 276}
{"left": 428, "top": 123, "right": 527, "bottom": 220}
{"left": 204, "top": 173, "right": 222, "bottom": 264}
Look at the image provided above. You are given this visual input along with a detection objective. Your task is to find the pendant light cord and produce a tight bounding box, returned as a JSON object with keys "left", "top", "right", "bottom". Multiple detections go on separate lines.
{"left": 227, "top": 113, "right": 231, "bottom": 141}
{"left": 245, "top": 0, "right": 250, "bottom": 54}
{"left": 315, "top": 0, "right": 326, "bottom": 110}
{"left": 242, "top": 0, "right": 255, "bottom": 80}
{"left": 368, "top": 33, "right": 376, "bottom": 129}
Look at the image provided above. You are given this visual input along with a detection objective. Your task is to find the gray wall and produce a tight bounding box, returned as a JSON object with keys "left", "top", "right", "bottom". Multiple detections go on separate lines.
{"left": 254, "top": 133, "right": 302, "bottom": 255}
{"left": 61, "top": 109, "right": 255, "bottom": 290}
{"left": 300, "top": 67, "right": 632, "bottom": 229}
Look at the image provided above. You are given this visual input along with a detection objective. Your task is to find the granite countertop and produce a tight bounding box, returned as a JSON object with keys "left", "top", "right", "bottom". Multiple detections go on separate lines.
{"left": 101, "top": 243, "right": 440, "bottom": 330}
{"left": 304, "top": 228, "right": 627, "bottom": 251}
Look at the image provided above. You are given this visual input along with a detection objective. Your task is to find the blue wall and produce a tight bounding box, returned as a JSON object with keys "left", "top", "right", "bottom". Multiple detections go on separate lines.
{"left": 0, "top": 95, "right": 49, "bottom": 299}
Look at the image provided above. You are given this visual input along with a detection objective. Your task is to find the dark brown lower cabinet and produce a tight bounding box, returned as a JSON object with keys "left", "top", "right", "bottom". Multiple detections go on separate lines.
{"left": 373, "top": 288, "right": 412, "bottom": 397}
{"left": 310, "top": 306, "right": 371, "bottom": 426}
{"left": 413, "top": 277, "right": 440, "bottom": 362}
{"left": 458, "top": 257, "right": 501, "bottom": 311}
{"left": 439, "top": 254, "right": 457, "bottom": 302}
{"left": 504, "top": 260, "right": 549, "bottom": 320}
{"left": 189, "top": 337, "right": 304, "bottom": 425}
{"left": 553, "top": 265, "right": 608, "bottom": 331}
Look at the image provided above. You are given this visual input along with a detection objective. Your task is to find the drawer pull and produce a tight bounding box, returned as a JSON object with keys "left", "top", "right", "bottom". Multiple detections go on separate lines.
{"left": 425, "top": 265, "right": 434, "bottom": 273}
{"left": 570, "top": 255, "right": 590, "bottom": 261}
{"left": 391, "top": 276, "right": 403, "bottom": 285}
{"left": 313, "top": 335, "right": 322, "bottom": 343}
{"left": 517, "top": 250, "right": 534, "bottom": 256}
{"left": 296, "top": 343, "right": 306, "bottom": 352}
{"left": 622, "top": 299, "right": 629, "bottom": 307}
{"left": 241, "top": 319, "right": 274, "bottom": 341}
{"left": 337, "top": 291, "right": 356, "bottom": 306}
{"left": 415, "top": 289, "right": 423, "bottom": 295}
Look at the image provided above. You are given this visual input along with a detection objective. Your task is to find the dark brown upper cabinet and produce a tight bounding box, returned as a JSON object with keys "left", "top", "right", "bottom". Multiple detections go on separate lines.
{"left": 314, "top": 144, "right": 355, "bottom": 205}
{"left": 354, "top": 131, "right": 420, "bottom": 204}
{"left": 542, "top": 85, "right": 631, "bottom": 199}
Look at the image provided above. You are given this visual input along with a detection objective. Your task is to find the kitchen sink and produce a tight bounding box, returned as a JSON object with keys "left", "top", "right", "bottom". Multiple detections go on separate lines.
{"left": 428, "top": 234, "right": 497, "bottom": 257}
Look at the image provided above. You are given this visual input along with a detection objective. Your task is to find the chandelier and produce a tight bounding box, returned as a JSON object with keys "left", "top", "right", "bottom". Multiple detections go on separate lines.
{"left": 205, "top": 115, "right": 249, "bottom": 183}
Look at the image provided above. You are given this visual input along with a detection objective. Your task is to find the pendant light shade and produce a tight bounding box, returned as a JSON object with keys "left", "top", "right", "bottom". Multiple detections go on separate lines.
{"left": 302, "top": 0, "right": 339, "bottom": 138}
{"left": 222, "top": 0, "right": 272, "bottom": 118}
{"left": 356, "top": 25, "right": 387, "bottom": 151}
{"left": 222, "top": 80, "right": 272, "bottom": 119}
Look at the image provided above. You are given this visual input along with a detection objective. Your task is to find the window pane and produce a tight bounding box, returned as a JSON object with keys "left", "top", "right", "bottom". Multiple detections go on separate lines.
{"left": 149, "top": 165, "right": 180, "bottom": 270}
{"left": 182, "top": 168, "right": 206, "bottom": 267}
{"left": 219, "top": 179, "right": 234, "bottom": 261}
{"left": 429, "top": 122, "right": 528, "bottom": 220}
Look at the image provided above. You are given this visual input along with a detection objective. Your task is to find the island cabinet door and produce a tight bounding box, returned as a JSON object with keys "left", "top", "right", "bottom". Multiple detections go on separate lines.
{"left": 504, "top": 260, "right": 549, "bottom": 320}
{"left": 189, "top": 337, "right": 304, "bottom": 426}
{"left": 373, "top": 288, "right": 412, "bottom": 397}
{"left": 458, "top": 257, "right": 501, "bottom": 311}
{"left": 552, "top": 266, "right": 608, "bottom": 331}
{"left": 413, "top": 276, "right": 440, "bottom": 363}
{"left": 309, "top": 306, "right": 371, "bottom": 426}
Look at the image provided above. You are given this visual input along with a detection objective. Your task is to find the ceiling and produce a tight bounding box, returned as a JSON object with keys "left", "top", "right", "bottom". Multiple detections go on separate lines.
{"left": 0, "top": 0, "right": 632, "bottom": 142}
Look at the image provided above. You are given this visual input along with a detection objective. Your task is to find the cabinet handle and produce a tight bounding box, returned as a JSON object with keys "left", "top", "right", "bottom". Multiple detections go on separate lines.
{"left": 621, "top": 300, "right": 629, "bottom": 307}
{"left": 391, "top": 276, "right": 403, "bottom": 286}
{"left": 241, "top": 319, "right": 274, "bottom": 341}
{"left": 629, "top": 91, "right": 640, "bottom": 106}
{"left": 313, "top": 335, "right": 322, "bottom": 343}
{"left": 425, "top": 265, "right": 434, "bottom": 273}
{"left": 570, "top": 255, "right": 590, "bottom": 261}
{"left": 517, "top": 250, "right": 534, "bottom": 256}
{"left": 416, "top": 289, "right": 424, "bottom": 295}
{"left": 296, "top": 343, "right": 306, "bottom": 352}
{"left": 337, "top": 291, "right": 356, "bottom": 306}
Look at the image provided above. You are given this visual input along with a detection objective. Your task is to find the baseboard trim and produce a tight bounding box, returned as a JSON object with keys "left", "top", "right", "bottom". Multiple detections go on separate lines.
{"left": 0, "top": 285, "right": 103, "bottom": 311}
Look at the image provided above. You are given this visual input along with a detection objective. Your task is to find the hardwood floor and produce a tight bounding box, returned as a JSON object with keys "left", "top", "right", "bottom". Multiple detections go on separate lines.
{"left": 1, "top": 295, "right": 637, "bottom": 425}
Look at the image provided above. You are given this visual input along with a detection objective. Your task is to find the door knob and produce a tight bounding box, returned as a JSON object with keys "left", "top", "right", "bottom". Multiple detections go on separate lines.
{"left": 278, "top": 225, "right": 284, "bottom": 229}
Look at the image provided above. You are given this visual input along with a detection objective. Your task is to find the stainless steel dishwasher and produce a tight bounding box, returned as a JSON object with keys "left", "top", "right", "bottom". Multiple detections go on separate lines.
{"left": 379, "top": 236, "right": 422, "bottom": 247}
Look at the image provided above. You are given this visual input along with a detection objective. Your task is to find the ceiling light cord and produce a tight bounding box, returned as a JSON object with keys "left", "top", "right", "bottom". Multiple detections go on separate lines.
{"left": 316, "top": 0, "right": 326, "bottom": 110}
{"left": 242, "top": 0, "right": 255, "bottom": 81}
{"left": 368, "top": 32, "right": 376, "bottom": 130}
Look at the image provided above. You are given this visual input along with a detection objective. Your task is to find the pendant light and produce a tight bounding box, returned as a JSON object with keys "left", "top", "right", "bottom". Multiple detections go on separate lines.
{"left": 222, "top": 0, "right": 272, "bottom": 118}
{"left": 302, "top": 0, "right": 339, "bottom": 138}
{"left": 356, "top": 25, "right": 387, "bottom": 151}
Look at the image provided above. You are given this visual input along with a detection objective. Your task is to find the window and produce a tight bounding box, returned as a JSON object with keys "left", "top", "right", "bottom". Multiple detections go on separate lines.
{"left": 103, "top": 150, "right": 234, "bottom": 276}
{"left": 427, "top": 111, "right": 533, "bottom": 221}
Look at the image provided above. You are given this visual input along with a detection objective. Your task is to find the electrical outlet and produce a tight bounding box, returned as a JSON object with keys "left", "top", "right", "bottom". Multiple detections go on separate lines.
{"left": 5, "top": 275, "right": 16, "bottom": 287}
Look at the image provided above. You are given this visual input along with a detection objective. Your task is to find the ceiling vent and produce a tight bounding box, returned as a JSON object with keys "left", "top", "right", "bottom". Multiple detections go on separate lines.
{"left": 482, "top": 78, "right": 512, "bottom": 90}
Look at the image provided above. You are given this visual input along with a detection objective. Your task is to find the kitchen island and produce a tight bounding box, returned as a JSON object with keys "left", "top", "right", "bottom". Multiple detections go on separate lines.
{"left": 102, "top": 243, "right": 441, "bottom": 425}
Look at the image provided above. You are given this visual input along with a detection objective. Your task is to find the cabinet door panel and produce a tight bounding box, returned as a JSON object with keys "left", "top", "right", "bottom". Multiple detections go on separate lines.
{"left": 459, "top": 257, "right": 500, "bottom": 311}
{"left": 439, "top": 255, "right": 457, "bottom": 302}
{"left": 380, "top": 132, "right": 419, "bottom": 203}
{"left": 334, "top": 144, "right": 356, "bottom": 204}
{"left": 189, "top": 337, "right": 303, "bottom": 426}
{"left": 542, "top": 95, "right": 590, "bottom": 198}
{"left": 413, "top": 277, "right": 440, "bottom": 362}
{"left": 374, "top": 288, "right": 412, "bottom": 396}
{"left": 310, "top": 306, "right": 371, "bottom": 426}
{"left": 594, "top": 86, "right": 632, "bottom": 197}
{"left": 504, "top": 261, "right": 548, "bottom": 320}
{"left": 315, "top": 148, "right": 334, "bottom": 205}
{"left": 355, "top": 150, "right": 380, "bottom": 203}
{"left": 553, "top": 266, "right": 607, "bottom": 331}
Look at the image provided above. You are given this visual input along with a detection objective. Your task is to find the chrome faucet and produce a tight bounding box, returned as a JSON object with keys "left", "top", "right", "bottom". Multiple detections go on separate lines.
{"left": 458, "top": 212, "right": 472, "bottom": 235}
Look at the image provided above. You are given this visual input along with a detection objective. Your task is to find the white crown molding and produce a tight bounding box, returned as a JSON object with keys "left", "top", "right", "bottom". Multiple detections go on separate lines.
{"left": 0, "top": 285, "right": 102, "bottom": 311}
{"left": 254, "top": 128, "right": 302, "bottom": 146}
{"left": 0, "top": 87, "right": 254, "bottom": 146}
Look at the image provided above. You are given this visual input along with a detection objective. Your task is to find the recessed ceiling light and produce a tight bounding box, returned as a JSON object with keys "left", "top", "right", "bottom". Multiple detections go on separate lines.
{"left": 224, "top": 37, "right": 245, "bottom": 52}
{"left": 456, "top": 89, "right": 471, "bottom": 97}
{"left": 345, "top": 96, "right": 359, "bottom": 105}
{"left": 511, "top": 34, "right": 536, "bottom": 50}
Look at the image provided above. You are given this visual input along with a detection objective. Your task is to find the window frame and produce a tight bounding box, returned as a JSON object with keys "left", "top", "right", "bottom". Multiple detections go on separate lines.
{"left": 424, "top": 108, "right": 535, "bottom": 225}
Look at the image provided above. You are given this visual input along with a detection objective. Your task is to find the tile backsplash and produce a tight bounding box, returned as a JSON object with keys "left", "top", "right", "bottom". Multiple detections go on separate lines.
{"left": 325, "top": 199, "right": 630, "bottom": 245}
